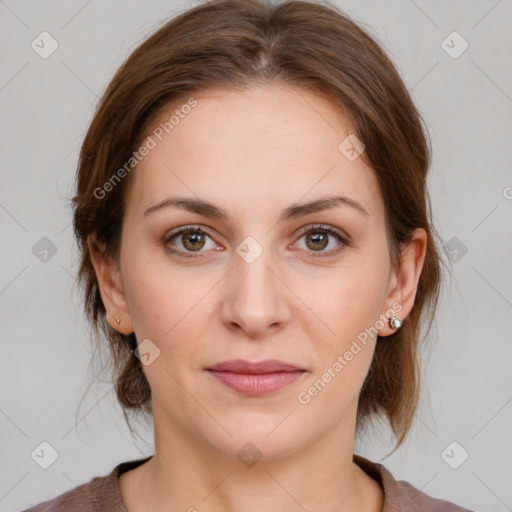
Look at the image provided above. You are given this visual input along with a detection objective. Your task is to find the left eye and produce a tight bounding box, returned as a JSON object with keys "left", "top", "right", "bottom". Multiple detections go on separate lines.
{"left": 293, "top": 224, "right": 349, "bottom": 256}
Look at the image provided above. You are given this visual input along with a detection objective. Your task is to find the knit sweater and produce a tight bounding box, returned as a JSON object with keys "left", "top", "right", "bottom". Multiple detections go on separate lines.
{"left": 23, "top": 454, "right": 474, "bottom": 511}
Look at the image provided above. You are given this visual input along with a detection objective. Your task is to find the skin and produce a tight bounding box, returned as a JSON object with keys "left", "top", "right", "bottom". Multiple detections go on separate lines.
{"left": 89, "top": 83, "right": 427, "bottom": 512}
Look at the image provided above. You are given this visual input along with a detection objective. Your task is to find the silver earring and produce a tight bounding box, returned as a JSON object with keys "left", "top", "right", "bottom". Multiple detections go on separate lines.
{"left": 389, "top": 316, "right": 402, "bottom": 330}
{"left": 107, "top": 312, "right": 121, "bottom": 325}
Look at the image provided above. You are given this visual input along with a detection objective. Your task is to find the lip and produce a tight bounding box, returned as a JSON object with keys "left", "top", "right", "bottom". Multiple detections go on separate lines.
{"left": 206, "top": 359, "right": 307, "bottom": 395}
{"left": 207, "top": 359, "right": 304, "bottom": 373}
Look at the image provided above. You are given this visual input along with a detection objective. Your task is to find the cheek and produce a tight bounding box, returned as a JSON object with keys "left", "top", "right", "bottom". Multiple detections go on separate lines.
{"left": 312, "top": 263, "right": 388, "bottom": 341}
{"left": 299, "top": 274, "right": 382, "bottom": 412}
{"left": 121, "top": 239, "right": 213, "bottom": 335}
{"left": 121, "top": 260, "right": 213, "bottom": 395}
{"left": 121, "top": 257, "right": 226, "bottom": 396}
{"left": 297, "top": 256, "right": 388, "bottom": 394}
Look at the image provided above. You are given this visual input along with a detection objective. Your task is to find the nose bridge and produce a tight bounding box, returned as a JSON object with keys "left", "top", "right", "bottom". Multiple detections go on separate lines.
{"left": 221, "top": 235, "right": 290, "bottom": 335}
{"left": 236, "top": 243, "right": 275, "bottom": 295}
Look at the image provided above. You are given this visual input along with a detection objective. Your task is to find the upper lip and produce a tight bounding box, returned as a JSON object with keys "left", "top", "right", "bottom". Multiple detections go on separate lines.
{"left": 206, "top": 359, "right": 305, "bottom": 374}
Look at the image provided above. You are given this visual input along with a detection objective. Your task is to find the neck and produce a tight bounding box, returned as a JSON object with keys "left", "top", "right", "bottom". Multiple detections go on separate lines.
{"left": 126, "top": 401, "right": 384, "bottom": 512}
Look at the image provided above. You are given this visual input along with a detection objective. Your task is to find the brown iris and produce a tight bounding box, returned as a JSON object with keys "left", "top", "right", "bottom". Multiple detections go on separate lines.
{"left": 305, "top": 231, "right": 328, "bottom": 251}
{"left": 181, "top": 231, "right": 206, "bottom": 251}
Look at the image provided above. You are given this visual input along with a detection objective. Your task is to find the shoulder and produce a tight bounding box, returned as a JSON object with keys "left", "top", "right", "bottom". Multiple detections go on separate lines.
{"left": 22, "top": 457, "right": 152, "bottom": 512}
{"left": 354, "top": 454, "right": 476, "bottom": 512}
{"left": 23, "top": 455, "right": 152, "bottom": 512}
{"left": 22, "top": 478, "right": 105, "bottom": 512}
{"left": 21, "top": 466, "right": 121, "bottom": 512}
{"left": 391, "top": 478, "right": 475, "bottom": 512}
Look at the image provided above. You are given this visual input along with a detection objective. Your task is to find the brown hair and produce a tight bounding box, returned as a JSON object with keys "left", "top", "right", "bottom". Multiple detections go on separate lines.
{"left": 72, "top": 0, "right": 443, "bottom": 451}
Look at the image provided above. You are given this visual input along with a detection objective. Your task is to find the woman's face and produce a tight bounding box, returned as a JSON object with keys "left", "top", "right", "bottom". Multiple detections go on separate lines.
{"left": 98, "top": 83, "right": 420, "bottom": 460}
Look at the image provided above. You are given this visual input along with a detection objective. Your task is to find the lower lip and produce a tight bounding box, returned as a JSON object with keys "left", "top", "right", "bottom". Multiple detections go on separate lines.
{"left": 207, "top": 370, "right": 305, "bottom": 395}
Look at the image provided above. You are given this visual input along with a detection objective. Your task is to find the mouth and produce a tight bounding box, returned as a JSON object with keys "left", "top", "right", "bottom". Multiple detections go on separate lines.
{"left": 205, "top": 359, "right": 307, "bottom": 396}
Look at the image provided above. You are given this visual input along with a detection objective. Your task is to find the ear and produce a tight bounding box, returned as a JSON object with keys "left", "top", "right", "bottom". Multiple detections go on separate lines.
{"left": 87, "top": 233, "right": 134, "bottom": 335}
{"left": 378, "top": 228, "right": 427, "bottom": 337}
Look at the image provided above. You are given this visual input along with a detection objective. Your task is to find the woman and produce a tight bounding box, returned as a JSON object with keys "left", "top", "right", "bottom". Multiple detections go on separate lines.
{"left": 24, "top": 0, "right": 474, "bottom": 510}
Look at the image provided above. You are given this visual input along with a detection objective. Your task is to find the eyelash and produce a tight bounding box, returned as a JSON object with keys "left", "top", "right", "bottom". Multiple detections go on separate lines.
{"left": 164, "top": 223, "right": 351, "bottom": 259}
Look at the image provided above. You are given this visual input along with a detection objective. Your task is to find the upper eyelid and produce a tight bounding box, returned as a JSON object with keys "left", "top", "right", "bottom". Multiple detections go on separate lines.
{"left": 295, "top": 223, "right": 348, "bottom": 239}
{"left": 165, "top": 224, "right": 217, "bottom": 243}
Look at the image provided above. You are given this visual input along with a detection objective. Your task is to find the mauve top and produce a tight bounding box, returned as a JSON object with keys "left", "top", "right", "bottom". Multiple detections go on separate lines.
{"left": 22, "top": 454, "right": 474, "bottom": 512}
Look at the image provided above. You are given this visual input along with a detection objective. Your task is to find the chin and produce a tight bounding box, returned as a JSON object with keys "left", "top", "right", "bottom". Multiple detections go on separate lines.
{"left": 197, "top": 414, "right": 313, "bottom": 463}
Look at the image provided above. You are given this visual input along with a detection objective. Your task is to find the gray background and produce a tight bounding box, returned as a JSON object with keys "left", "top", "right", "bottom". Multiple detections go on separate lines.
{"left": 1, "top": 1, "right": 511, "bottom": 511}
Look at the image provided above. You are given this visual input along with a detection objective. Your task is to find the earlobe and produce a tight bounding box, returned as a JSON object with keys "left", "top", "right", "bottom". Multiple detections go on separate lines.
{"left": 106, "top": 311, "right": 121, "bottom": 325}
{"left": 378, "top": 228, "right": 427, "bottom": 337}
{"left": 87, "top": 234, "right": 134, "bottom": 335}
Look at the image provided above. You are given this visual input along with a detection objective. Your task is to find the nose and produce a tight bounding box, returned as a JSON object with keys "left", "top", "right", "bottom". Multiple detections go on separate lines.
{"left": 220, "top": 246, "right": 291, "bottom": 339}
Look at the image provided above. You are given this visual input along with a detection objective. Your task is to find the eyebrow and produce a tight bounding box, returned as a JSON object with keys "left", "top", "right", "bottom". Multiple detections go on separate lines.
{"left": 143, "top": 194, "right": 369, "bottom": 221}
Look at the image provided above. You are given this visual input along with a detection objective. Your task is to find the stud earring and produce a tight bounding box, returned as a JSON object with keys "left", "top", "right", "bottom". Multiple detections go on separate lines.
{"left": 389, "top": 316, "right": 402, "bottom": 330}
{"left": 107, "top": 311, "right": 121, "bottom": 325}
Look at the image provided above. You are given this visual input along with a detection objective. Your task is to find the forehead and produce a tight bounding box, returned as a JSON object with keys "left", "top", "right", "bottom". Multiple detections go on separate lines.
{"left": 126, "top": 83, "right": 382, "bottom": 222}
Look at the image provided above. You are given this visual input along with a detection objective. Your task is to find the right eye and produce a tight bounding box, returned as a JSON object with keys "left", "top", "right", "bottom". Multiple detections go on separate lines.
{"left": 164, "top": 225, "right": 222, "bottom": 258}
